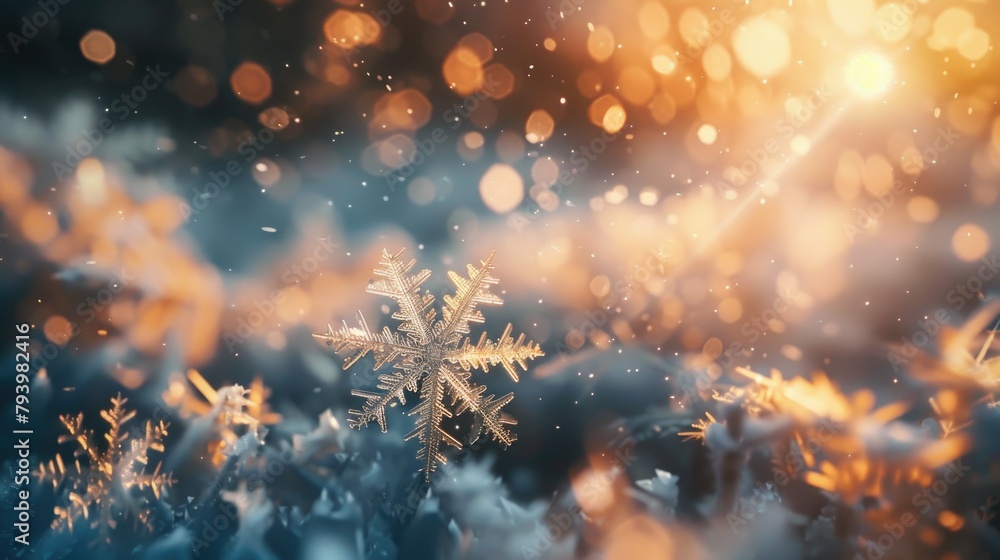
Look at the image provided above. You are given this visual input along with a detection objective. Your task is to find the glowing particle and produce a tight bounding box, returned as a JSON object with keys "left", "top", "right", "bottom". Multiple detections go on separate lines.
{"left": 844, "top": 50, "right": 894, "bottom": 97}
{"left": 697, "top": 124, "right": 718, "bottom": 145}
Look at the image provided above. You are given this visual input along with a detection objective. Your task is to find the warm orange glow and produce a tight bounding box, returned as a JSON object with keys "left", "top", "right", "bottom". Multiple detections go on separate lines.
{"left": 80, "top": 30, "right": 116, "bottom": 64}
{"left": 828, "top": 0, "right": 874, "bottom": 37}
{"left": 230, "top": 62, "right": 272, "bottom": 104}
{"left": 637, "top": 2, "right": 669, "bottom": 40}
{"left": 415, "top": 0, "right": 454, "bottom": 24}
{"left": 483, "top": 63, "right": 515, "bottom": 99}
{"left": 702, "top": 44, "right": 732, "bottom": 81}
{"left": 929, "top": 8, "right": 975, "bottom": 50}
{"left": 21, "top": 203, "right": 58, "bottom": 244}
{"left": 604, "top": 515, "right": 674, "bottom": 560}
{"left": 525, "top": 109, "right": 554, "bottom": 144}
{"left": 587, "top": 25, "right": 615, "bottom": 62}
{"left": 589, "top": 94, "right": 626, "bottom": 134}
{"left": 173, "top": 65, "right": 217, "bottom": 108}
{"left": 442, "top": 46, "right": 484, "bottom": 95}
{"left": 731, "top": 16, "right": 791, "bottom": 79}
{"left": 617, "top": 67, "right": 654, "bottom": 105}
{"left": 845, "top": 51, "right": 895, "bottom": 97}
{"left": 43, "top": 315, "right": 73, "bottom": 346}
{"left": 907, "top": 196, "right": 940, "bottom": 223}
{"left": 479, "top": 164, "right": 524, "bottom": 213}
{"left": 323, "top": 10, "right": 382, "bottom": 49}
{"left": 717, "top": 297, "right": 743, "bottom": 323}
{"left": 952, "top": 223, "right": 990, "bottom": 262}
{"left": 370, "top": 89, "right": 432, "bottom": 134}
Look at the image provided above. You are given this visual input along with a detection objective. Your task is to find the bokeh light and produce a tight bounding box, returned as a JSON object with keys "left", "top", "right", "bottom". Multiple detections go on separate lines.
{"left": 845, "top": 50, "right": 895, "bottom": 97}
{"left": 479, "top": 163, "right": 524, "bottom": 213}
{"left": 230, "top": 62, "right": 272, "bottom": 104}
{"left": 80, "top": 30, "right": 116, "bottom": 64}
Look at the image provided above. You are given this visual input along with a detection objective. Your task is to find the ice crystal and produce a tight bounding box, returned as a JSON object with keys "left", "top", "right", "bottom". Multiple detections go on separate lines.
{"left": 313, "top": 248, "right": 543, "bottom": 479}
{"left": 678, "top": 412, "right": 716, "bottom": 442}
{"left": 636, "top": 469, "right": 680, "bottom": 510}
{"left": 36, "top": 394, "right": 174, "bottom": 539}
{"left": 972, "top": 325, "right": 1000, "bottom": 405}
{"left": 163, "top": 368, "right": 280, "bottom": 464}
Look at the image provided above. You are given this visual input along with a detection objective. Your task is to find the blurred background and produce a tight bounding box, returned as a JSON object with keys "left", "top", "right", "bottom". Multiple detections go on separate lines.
{"left": 2, "top": 0, "right": 1000, "bottom": 558}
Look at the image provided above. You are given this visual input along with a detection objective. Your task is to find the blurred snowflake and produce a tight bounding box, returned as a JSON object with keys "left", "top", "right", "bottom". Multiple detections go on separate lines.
{"left": 163, "top": 368, "right": 280, "bottom": 464}
{"left": 37, "top": 394, "right": 174, "bottom": 540}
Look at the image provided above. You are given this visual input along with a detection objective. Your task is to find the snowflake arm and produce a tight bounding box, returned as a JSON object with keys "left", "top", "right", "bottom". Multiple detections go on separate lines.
{"left": 447, "top": 323, "right": 544, "bottom": 382}
{"left": 436, "top": 250, "right": 503, "bottom": 346}
{"left": 100, "top": 395, "right": 134, "bottom": 465}
{"left": 367, "top": 248, "right": 437, "bottom": 344}
{"left": 405, "top": 365, "right": 463, "bottom": 477}
{"left": 55, "top": 413, "right": 101, "bottom": 473}
{"left": 120, "top": 420, "right": 173, "bottom": 498}
{"left": 440, "top": 366, "right": 517, "bottom": 446}
{"left": 312, "top": 312, "right": 421, "bottom": 369}
{"left": 348, "top": 363, "right": 424, "bottom": 432}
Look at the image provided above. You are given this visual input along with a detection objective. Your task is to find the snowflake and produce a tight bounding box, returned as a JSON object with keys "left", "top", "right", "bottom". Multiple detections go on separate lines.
{"left": 313, "top": 248, "right": 543, "bottom": 479}
{"left": 36, "top": 394, "right": 174, "bottom": 539}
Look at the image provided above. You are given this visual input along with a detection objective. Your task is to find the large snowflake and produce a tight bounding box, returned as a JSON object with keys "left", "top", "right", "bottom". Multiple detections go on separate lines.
{"left": 36, "top": 394, "right": 174, "bottom": 539}
{"left": 313, "top": 248, "right": 543, "bottom": 479}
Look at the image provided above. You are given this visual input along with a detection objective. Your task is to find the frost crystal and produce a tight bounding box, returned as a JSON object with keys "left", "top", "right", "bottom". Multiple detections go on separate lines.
{"left": 163, "top": 368, "right": 280, "bottom": 464}
{"left": 36, "top": 394, "right": 175, "bottom": 539}
{"left": 314, "top": 249, "right": 543, "bottom": 479}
